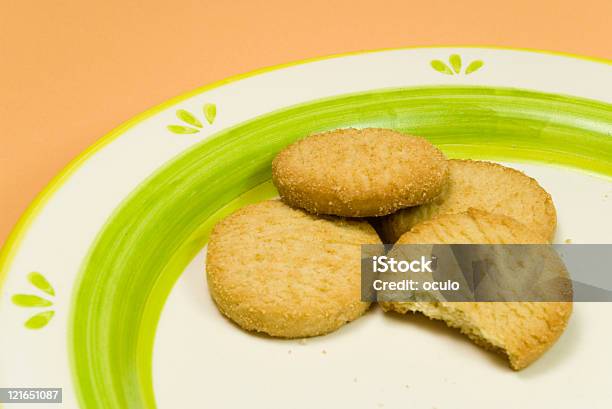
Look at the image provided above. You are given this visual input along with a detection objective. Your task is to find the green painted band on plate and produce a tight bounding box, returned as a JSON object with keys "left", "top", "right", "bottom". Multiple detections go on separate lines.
{"left": 70, "top": 86, "right": 612, "bottom": 409}
{"left": 2, "top": 46, "right": 610, "bottom": 295}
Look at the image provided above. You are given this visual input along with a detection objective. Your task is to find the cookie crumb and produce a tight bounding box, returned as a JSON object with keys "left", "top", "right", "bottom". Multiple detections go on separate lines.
{"left": 565, "top": 238, "right": 572, "bottom": 244}
{"left": 321, "top": 349, "right": 327, "bottom": 355}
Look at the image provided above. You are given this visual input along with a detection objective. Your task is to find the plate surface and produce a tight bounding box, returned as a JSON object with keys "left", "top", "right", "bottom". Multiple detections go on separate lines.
{"left": 0, "top": 47, "right": 611, "bottom": 409}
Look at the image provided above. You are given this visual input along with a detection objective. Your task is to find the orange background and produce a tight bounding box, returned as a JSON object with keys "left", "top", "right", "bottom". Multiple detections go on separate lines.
{"left": 1, "top": 0, "right": 611, "bottom": 248}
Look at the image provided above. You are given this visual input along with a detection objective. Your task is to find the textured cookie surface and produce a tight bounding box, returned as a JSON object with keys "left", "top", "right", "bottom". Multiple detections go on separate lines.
{"left": 206, "top": 200, "right": 381, "bottom": 338}
{"left": 381, "top": 209, "right": 572, "bottom": 370}
{"left": 381, "top": 160, "right": 556, "bottom": 242}
{"left": 272, "top": 128, "right": 448, "bottom": 217}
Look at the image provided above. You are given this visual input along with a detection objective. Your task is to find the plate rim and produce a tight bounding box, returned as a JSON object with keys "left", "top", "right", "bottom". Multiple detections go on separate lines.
{"left": 1, "top": 44, "right": 611, "bottom": 292}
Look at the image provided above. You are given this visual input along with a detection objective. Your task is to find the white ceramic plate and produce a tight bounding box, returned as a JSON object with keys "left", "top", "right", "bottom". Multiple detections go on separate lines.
{"left": 1, "top": 47, "right": 611, "bottom": 409}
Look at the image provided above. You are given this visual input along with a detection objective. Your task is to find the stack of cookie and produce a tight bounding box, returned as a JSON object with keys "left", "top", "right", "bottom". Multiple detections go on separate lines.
{"left": 206, "top": 128, "right": 571, "bottom": 370}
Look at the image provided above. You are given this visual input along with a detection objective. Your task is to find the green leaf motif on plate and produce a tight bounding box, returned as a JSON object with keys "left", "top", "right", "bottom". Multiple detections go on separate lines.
{"left": 430, "top": 60, "right": 453, "bottom": 75}
{"left": 449, "top": 54, "right": 462, "bottom": 74}
{"left": 25, "top": 311, "right": 55, "bottom": 330}
{"left": 176, "top": 109, "right": 203, "bottom": 128}
{"left": 204, "top": 103, "right": 217, "bottom": 124}
{"left": 12, "top": 294, "right": 52, "bottom": 307}
{"left": 431, "top": 55, "right": 484, "bottom": 76}
{"left": 12, "top": 272, "right": 56, "bottom": 329}
{"left": 168, "top": 103, "right": 217, "bottom": 134}
{"left": 167, "top": 125, "right": 199, "bottom": 134}
{"left": 28, "top": 271, "right": 55, "bottom": 296}
{"left": 465, "top": 60, "right": 484, "bottom": 75}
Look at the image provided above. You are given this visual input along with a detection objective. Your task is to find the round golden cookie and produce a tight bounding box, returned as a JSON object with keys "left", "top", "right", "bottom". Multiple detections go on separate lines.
{"left": 206, "top": 200, "right": 381, "bottom": 338}
{"left": 272, "top": 128, "right": 448, "bottom": 217}
{"left": 380, "top": 209, "right": 572, "bottom": 370}
{"left": 381, "top": 160, "right": 557, "bottom": 243}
